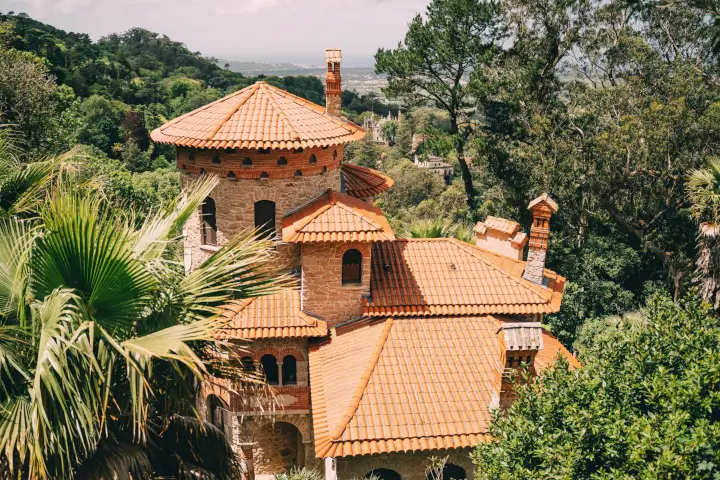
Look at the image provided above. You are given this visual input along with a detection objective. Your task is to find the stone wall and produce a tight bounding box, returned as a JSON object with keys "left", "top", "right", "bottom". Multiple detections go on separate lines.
{"left": 182, "top": 166, "right": 342, "bottom": 273}
{"left": 335, "top": 449, "right": 476, "bottom": 480}
{"left": 300, "top": 242, "right": 371, "bottom": 325}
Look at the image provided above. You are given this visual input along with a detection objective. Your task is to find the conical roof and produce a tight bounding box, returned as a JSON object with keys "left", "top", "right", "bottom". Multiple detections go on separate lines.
{"left": 150, "top": 81, "right": 365, "bottom": 150}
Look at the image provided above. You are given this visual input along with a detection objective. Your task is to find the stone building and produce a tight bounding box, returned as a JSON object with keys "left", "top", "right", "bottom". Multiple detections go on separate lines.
{"left": 413, "top": 155, "right": 454, "bottom": 185}
{"left": 151, "top": 49, "right": 577, "bottom": 480}
{"left": 362, "top": 112, "right": 398, "bottom": 146}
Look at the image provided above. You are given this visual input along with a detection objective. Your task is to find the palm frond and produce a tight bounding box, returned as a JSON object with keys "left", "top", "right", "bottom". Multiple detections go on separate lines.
{"left": 1, "top": 161, "right": 55, "bottom": 216}
{"left": 0, "top": 218, "right": 37, "bottom": 322}
{"left": 32, "top": 193, "right": 156, "bottom": 331}
{"left": 179, "top": 230, "right": 291, "bottom": 321}
{"left": 133, "top": 175, "right": 219, "bottom": 261}
{"left": 75, "top": 439, "right": 152, "bottom": 480}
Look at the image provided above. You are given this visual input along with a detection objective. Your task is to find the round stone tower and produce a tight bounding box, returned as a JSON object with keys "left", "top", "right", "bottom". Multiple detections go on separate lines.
{"left": 150, "top": 55, "right": 368, "bottom": 273}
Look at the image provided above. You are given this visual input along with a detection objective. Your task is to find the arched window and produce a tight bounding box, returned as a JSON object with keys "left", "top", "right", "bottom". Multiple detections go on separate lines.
{"left": 309, "top": 154, "right": 317, "bottom": 164}
{"left": 342, "top": 249, "right": 362, "bottom": 285}
{"left": 439, "top": 464, "right": 467, "bottom": 480}
{"left": 364, "top": 469, "right": 401, "bottom": 480}
{"left": 227, "top": 171, "right": 236, "bottom": 178}
{"left": 201, "top": 197, "right": 217, "bottom": 245}
{"left": 260, "top": 354, "right": 279, "bottom": 385}
{"left": 277, "top": 157, "right": 288, "bottom": 166}
{"left": 254, "top": 200, "right": 276, "bottom": 240}
{"left": 282, "top": 355, "right": 297, "bottom": 385}
{"left": 294, "top": 169, "right": 303, "bottom": 177}
{"left": 243, "top": 157, "right": 252, "bottom": 166}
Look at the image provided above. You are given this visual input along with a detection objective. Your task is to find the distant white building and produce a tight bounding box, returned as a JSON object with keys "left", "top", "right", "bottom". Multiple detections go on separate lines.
{"left": 362, "top": 111, "right": 399, "bottom": 145}
{"left": 414, "top": 154, "right": 454, "bottom": 185}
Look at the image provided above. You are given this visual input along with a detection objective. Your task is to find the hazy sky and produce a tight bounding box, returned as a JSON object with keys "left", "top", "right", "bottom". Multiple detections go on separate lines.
{"left": 0, "top": 0, "right": 430, "bottom": 65}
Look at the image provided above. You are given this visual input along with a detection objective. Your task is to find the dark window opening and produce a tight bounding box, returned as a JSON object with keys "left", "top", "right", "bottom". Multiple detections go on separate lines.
{"left": 212, "top": 155, "right": 221, "bottom": 164}
{"left": 282, "top": 355, "right": 297, "bottom": 385}
{"left": 254, "top": 200, "right": 276, "bottom": 240}
{"left": 342, "top": 249, "right": 362, "bottom": 285}
{"left": 294, "top": 170, "right": 303, "bottom": 177}
{"left": 309, "top": 154, "right": 317, "bottom": 164}
{"left": 364, "top": 469, "right": 401, "bottom": 480}
{"left": 321, "top": 166, "right": 327, "bottom": 174}
{"left": 224, "top": 147, "right": 235, "bottom": 154}
{"left": 201, "top": 196, "right": 217, "bottom": 245}
{"left": 260, "top": 171, "right": 269, "bottom": 179}
{"left": 278, "top": 157, "right": 288, "bottom": 166}
{"left": 295, "top": 147, "right": 304, "bottom": 153}
{"left": 189, "top": 150, "right": 196, "bottom": 162}
{"left": 258, "top": 148, "right": 271, "bottom": 154}
{"left": 227, "top": 171, "right": 236, "bottom": 178}
{"left": 200, "top": 168, "right": 206, "bottom": 175}
{"left": 333, "top": 149, "right": 338, "bottom": 161}
{"left": 243, "top": 157, "right": 253, "bottom": 166}
{"left": 260, "top": 354, "right": 279, "bottom": 385}
{"left": 182, "top": 164, "right": 187, "bottom": 170}
{"left": 426, "top": 464, "right": 466, "bottom": 480}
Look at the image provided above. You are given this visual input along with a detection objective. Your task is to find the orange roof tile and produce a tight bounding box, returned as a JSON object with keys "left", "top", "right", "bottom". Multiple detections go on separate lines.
{"left": 309, "top": 315, "right": 576, "bottom": 457}
{"left": 535, "top": 331, "right": 581, "bottom": 369}
{"left": 365, "top": 239, "right": 565, "bottom": 316}
{"left": 282, "top": 190, "right": 395, "bottom": 243}
{"left": 218, "top": 290, "right": 327, "bottom": 339}
{"left": 150, "top": 81, "right": 365, "bottom": 150}
{"left": 341, "top": 164, "right": 394, "bottom": 198}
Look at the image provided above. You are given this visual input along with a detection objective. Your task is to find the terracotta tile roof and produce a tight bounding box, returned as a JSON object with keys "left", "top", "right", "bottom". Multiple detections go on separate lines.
{"left": 365, "top": 239, "right": 565, "bottom": 316}
{"left": 309, "top": 315, "right": 576, "bottom": 457}
{"left": 150, "top": 81, "right": 365, "bottom": 150}
{"left": 528, "top": 193, "right": 559, "bottom": 212}
{"left": 341, "top": 164, "right": 394, "bottom": 198}
{"left": 282, "top": 190, "right": 395, "bottom": 243}
{"left": 218, "top": 290, "right": 327, "bottom": 339}
{"left": 535, "top": 331, "right": 581, "bottom": 369}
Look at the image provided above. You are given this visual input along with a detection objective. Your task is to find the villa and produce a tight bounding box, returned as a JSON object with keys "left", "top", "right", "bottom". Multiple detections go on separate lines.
{"left": 150, "top": 49, "right": 577, "bottom": 480}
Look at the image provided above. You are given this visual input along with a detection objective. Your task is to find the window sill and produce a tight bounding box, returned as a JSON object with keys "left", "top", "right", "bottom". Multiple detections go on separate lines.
{"left": 200, "top": 244, "right": 221, "bottom": 252}
{"left": 341, "top": 283, "right": 365, "bottom": 289}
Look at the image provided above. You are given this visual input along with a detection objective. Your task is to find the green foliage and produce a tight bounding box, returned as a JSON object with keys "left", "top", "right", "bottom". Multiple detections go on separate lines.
{"left": 376, "top": 0, "right": 502, "bottom": 216}
{"left": 473, "top": 293, "right": 720, "bottom": 479}
{"left": 273, "top": 467, "right": 324, "bottom": 480}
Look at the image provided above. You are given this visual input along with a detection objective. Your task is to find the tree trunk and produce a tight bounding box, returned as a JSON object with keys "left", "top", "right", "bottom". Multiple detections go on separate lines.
{"left": 451, "top": 118, "right": 478, "bottom": 219}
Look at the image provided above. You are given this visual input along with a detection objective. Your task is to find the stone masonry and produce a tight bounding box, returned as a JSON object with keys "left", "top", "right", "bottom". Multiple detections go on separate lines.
{"left": 300, "top": 242, "right": 371, "bottom": 325}
{"left": 335, "top": 449, "right": 476, "bottom": 480}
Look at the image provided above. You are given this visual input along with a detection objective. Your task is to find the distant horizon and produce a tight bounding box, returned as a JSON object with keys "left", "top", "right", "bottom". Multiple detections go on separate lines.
{"left": 0, "top": 0, "right": 427, "bottom": 68}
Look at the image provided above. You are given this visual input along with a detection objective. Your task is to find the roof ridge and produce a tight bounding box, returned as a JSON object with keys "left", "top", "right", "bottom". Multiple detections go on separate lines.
{"left": 295, "top": 202, "right": 334, "bottom": 232}
{"left": 262, "top": 83, "right": 301, "bottom": 141}
{"left": 330, "top": 317, "right": 395, "bottom": 441}
{"left": 205, "top": 82, "right": 261, "bottom": 141}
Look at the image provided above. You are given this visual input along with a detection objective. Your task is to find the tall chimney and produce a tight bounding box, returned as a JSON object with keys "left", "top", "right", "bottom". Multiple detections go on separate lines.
{"left": 325, "top": 49, "right": 342, "bottom": 116}
{"left": 522, "top": 193, "right": 558, "bottom": 285}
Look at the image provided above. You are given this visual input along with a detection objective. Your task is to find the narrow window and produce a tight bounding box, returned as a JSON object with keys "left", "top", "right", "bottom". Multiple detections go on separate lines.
{"left": 260, "top": 354, "right": 279, "bottom": 385}
{"left": 333, "top": 149, "right": 338, "bottom": 161}
{"left": 309, "top": 154, "right": 317, "bottom": 164}
{"left": 260, "top": 171, "right": 269, "bottom": 179}
{"left": 254, "top": 200, "right": 276, "bottom": 240}
{"left": 342, "top": 249, "right": 362, "bottom": 285}
{"left": 189, "top": 150, "right": 196, "bottom": 162}
{"left": 321, "top": 165, "right": 327, "bottom": 174}
{"left": 282, "top": 355, "right": 297, "bottom": 385}
{"left": 201, "top": 197, "right": 217, "bottom": 245}
{"left": 200, "top": 168, "right": 206, "bottom": 175}
{"left": 278, "top": 157, "right": 288, "bottom": 166}
{"left": 227, "top": 171, "right": 236, "bottom": 178}
{"left": 294, "top": 170, "right": 303, "bottom": 177}
{"left": 212, "top": 155, "right": 221, "bottom": 164}
{"left": 243, "top": 157, "right": 253, "bottom": 166}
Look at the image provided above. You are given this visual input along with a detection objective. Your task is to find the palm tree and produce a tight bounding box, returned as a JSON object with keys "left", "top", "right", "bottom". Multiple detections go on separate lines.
{"left": 687, "top": 158, "right": 720, "bottom": 308}
{"left": 0, "top": 174, "right": 285, "bottom": 478}
{"left": 404, "top": 218, "right": 476, "bottom": 243}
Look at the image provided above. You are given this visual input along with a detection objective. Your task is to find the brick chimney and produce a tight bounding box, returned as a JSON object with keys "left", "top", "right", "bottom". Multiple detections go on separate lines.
{"left": 522, "top": 193, "right": 558, "bottom": 285}
{"left": 325, "top": 49, "right": 342, "bottom": 116}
